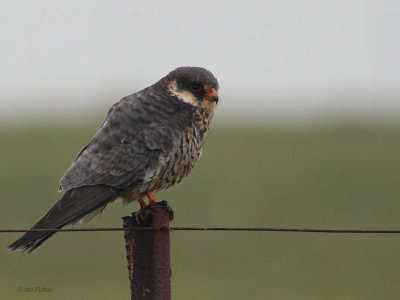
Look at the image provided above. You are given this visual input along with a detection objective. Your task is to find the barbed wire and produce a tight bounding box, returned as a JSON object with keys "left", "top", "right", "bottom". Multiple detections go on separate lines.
{"left": 1, "top": 227, "right": 400, "bottom": 234}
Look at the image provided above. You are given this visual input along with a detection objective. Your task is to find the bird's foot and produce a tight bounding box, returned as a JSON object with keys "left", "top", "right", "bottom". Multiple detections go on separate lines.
{"left": 135, "top": 207, "right": 151, "bottom": 224}
{"left": 146, "top": 192, "right": 158, "bottom": 206}
{"left": 134, "top": 200, "right": 174, "bottom": 224}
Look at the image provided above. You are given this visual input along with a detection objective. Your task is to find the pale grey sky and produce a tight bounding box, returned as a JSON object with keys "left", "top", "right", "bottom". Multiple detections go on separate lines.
{"left": 1, "top": 0, "right": 399, "bottom": 125}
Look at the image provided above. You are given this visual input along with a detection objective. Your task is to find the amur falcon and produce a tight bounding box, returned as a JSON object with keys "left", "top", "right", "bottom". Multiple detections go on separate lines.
{"left": 9, "top": 66, "right": 219, "bottom": 253}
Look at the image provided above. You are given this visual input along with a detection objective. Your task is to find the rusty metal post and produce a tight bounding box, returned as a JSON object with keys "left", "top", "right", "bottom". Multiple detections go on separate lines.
{"left": 123, "top": 200, "right": 174, "bottom": 300}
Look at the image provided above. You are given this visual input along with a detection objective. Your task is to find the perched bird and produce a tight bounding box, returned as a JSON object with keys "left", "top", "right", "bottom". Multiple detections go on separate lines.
{"left": 8, "top": 66, "right": 219, "bottom": 253}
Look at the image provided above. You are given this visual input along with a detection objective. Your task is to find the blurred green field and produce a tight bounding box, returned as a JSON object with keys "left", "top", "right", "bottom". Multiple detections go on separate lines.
{"left": 1, "top": 125, "right": 400, "bottom": 299}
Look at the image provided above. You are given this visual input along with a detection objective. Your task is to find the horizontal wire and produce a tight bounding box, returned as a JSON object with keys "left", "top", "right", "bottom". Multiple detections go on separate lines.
{"left": 1, "top": 227, "right": 400, "bottom": 234}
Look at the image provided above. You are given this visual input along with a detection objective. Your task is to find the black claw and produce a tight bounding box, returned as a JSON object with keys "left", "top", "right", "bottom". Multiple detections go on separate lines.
{"left": 132, "top": 200, "right": 174, "bottom": 224}
{"left": 134, "top": 207, "right": 152, "bottom": 224}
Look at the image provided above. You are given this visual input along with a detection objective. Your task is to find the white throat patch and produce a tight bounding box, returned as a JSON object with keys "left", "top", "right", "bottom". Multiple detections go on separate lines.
{"left": 168, "top": 80, "right": 199, "bottom": 107}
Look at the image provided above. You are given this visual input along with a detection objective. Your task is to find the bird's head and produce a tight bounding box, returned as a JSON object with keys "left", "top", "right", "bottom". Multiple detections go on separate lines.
{"left": 163, "top": 67, "right": 219, "bottom": 110}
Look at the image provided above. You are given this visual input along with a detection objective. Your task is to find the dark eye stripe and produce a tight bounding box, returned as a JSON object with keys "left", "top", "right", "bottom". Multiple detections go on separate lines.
{"left": 190, "top": 83, "right": 202, "bottom": 92}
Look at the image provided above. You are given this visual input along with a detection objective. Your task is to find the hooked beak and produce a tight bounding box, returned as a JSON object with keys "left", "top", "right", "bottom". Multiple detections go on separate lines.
{"left": 205, "top": 88, "right": 219, "bottom": 103}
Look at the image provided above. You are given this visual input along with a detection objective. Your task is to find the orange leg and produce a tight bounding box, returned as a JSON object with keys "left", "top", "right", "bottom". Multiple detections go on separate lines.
{"left": 138, "top": 198, "right": 147, "bottom": 209}
{"left": 146, "top": 192, "right": 158, "bottom": 205}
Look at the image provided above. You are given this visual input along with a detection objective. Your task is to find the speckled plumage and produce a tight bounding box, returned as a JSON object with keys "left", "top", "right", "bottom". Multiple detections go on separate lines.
{"left": 9, "top": 66, "right": 219, "bottom": 252}
{"left": 60, "top": 90, "right": 212, "bottom": 194}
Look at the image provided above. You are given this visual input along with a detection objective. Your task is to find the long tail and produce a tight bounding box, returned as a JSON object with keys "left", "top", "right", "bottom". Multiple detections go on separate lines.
{"left": 8, "top": 185, "right": 120, "bottom": 253}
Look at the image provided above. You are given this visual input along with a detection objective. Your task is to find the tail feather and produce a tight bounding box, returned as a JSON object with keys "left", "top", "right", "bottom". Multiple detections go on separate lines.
{"left": 8, "top": 185, "right": 120, "bottom": 253}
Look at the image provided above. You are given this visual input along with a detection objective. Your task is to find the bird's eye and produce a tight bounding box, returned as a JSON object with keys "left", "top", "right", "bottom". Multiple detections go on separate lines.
{"left": 190, "top": 83, "right": 202, "bottom": 92}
